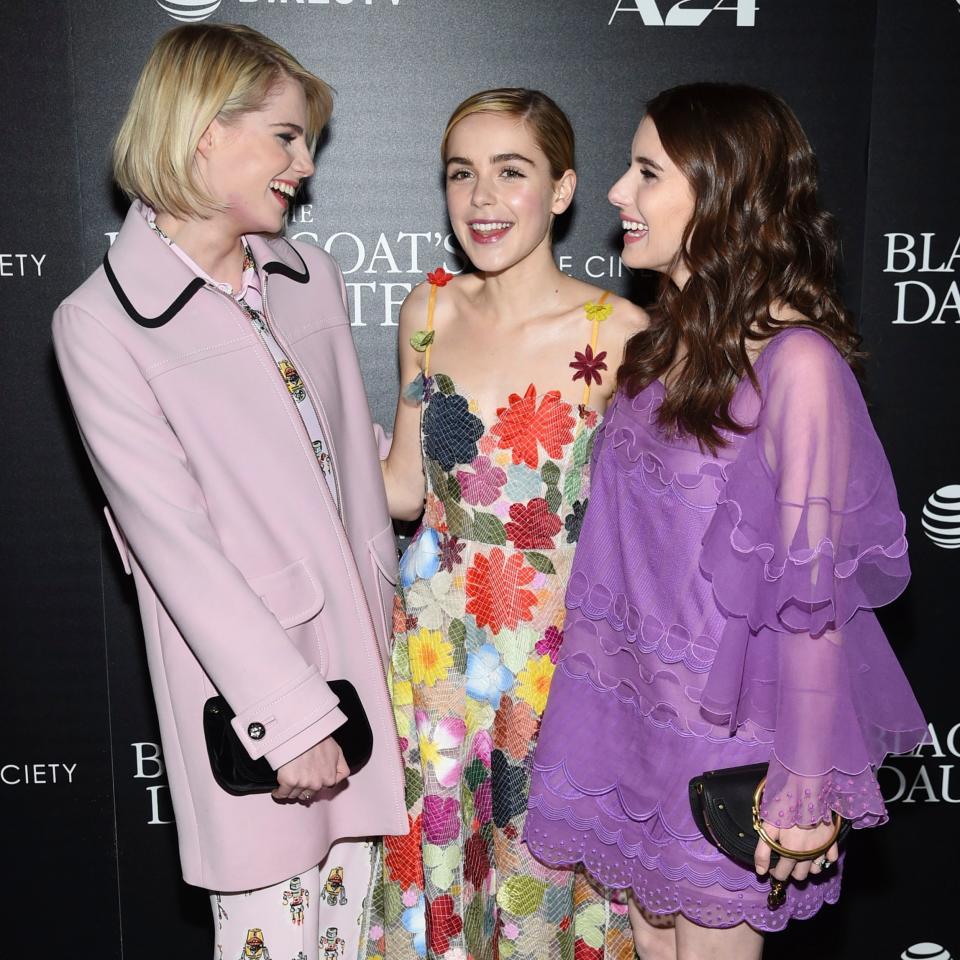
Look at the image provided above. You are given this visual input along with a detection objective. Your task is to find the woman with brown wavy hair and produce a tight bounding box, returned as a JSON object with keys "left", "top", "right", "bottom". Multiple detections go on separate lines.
{"left": 524, "top": 83, "right": 925, "bottom": 958}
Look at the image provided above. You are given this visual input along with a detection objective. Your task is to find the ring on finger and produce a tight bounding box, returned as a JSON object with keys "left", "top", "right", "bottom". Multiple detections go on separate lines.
{"left": 301, "top": 791, "right": 313, "bottom": 802}
{"left": 815, "top": 855, "right": 831, "bottom": 870}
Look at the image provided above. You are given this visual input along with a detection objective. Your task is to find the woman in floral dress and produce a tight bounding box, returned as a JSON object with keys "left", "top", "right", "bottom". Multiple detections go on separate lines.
{"left": 362, "top": 89, "right": 646, "bottom": 960}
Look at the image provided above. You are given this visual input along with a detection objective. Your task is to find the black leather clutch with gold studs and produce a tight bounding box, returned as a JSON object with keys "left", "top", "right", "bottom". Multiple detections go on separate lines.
{"left": 689, "top": 762, "right": 850, "bottom": 908}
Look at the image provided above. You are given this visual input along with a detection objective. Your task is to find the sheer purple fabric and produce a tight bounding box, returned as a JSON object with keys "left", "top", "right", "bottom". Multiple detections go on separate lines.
{"left": 524, "top": 328, "right": 926, "bottom": 930}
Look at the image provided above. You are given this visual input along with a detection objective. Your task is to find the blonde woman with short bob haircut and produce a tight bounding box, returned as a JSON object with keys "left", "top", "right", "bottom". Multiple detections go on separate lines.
{"left": 53, "top": 23, "right": 406, "bottom": 960}
{"left": 363, "top": 88, "right": 647, "bottom": 959}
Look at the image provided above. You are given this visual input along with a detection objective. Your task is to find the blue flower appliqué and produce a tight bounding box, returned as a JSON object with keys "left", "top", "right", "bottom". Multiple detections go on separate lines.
{"left": 423, "top": 391, "right": 484, "bottom": 471}
{"left": 401, "top": 893, "right": 427, "bottom": 956}
{"left": 466, "top": 643, "right": 515, "bottom": 707}
{"left": 400, "top": 526, "right": 441, "bottom": 589}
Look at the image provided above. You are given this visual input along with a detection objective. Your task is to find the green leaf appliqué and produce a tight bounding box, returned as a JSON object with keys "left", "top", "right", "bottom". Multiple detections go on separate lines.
{"left": 524, "top": 551, "right": 557, "bottom": 575}
{"left": 409, "top": 329, "right": 435, "bottom": 352}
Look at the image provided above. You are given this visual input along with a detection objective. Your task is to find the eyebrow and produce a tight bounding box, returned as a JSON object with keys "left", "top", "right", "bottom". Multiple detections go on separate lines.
{"left": 272, "top": 122, "right": 305, "bottom": 135}
{"left": 635, "top": 155, "right": 663, "bottom": 171}
{"left": 445, "top": 152, "right": 537, "bottom": 167}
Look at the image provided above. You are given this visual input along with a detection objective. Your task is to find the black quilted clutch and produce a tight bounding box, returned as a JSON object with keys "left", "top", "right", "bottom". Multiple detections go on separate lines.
{"left": 203, "top": 678, "right": 373, "bottom": 796}
{"left": 689, "top": 762, "right": 851, "bottom": 869}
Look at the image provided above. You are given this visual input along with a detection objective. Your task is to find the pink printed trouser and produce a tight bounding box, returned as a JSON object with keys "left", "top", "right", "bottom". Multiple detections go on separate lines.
{"left": 211, "top": 838, "right": 373, "bottom": 960}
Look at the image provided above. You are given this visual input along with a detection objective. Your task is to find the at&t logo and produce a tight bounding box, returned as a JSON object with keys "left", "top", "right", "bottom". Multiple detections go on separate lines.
{"left": 608, "top": 0, "right": 756, "bottom": 26}
{"left": 922, "top": 485, "right": 960, "bottom": 549}
{"left": 156, "top": 0, "right": 222, "bottom": 21}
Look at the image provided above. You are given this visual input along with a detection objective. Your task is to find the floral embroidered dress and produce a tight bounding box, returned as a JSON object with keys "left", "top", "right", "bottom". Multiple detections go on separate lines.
{"left": 523, "top": 327, "right": 927, "bottom": 932}
{"left": 362, "top": 272, "right": 633, "bottom": 960}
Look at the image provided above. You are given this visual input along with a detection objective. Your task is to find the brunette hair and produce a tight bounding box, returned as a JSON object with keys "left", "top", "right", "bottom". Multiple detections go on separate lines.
{"left": 441, "top": 88, "right": 575, "bottom": 180}
{"left": 114, "top": 23, "right": 332, "bottom": 218}
{"left": 617, "top": 82, "right": 861, "bottom": 452}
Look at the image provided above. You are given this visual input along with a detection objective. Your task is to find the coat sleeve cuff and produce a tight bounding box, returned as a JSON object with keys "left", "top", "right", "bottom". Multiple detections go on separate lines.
{"left": 263, "top": 708, "right": 348, "bottom": 769}
{"left": 230, "top": 665, "right": 342, "bottom": 761}
{"left": 374, "top": 422, "right": 393, "bottom": 460}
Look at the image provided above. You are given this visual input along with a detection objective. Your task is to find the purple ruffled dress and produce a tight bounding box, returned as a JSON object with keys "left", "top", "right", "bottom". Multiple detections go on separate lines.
{"left": 523, "top": 328, "right": 926, "bottom": 931}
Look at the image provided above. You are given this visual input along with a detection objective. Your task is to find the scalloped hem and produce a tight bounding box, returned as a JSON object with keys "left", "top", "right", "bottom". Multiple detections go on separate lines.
{"left": 524, "top": 822, "right": 843, "bottom": 933}
{"left": 565, "top": 574, "right": 725, "bottom": 676}
{"left": 526, "top": 790, "right": 765, "bottom": 890}
{"left": 553, "top": 655, "right": 774, "bottom": 746}
{"left": 617, "top": 883, "right": 841, "bottom": 934}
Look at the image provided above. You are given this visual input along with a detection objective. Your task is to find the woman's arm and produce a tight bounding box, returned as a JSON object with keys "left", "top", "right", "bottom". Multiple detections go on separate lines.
{"left": 381, "top": 283, "right": 431, "bottom": 520}
{"left": 701, "top": 329, "right": 921, "bottom": 881}
{"left": 598, "top": 295, "right": 648, "bottom": 408}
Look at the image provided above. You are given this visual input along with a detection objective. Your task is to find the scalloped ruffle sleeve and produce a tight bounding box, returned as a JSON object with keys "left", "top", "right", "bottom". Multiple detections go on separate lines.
{"left": 699, "top": 329, "right": 925, "bottom": 828}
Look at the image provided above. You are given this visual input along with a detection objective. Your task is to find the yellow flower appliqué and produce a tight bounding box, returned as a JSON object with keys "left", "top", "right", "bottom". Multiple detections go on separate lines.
{"left": 584, "top": 301, "right": 613, "bottom": 323}
{"left": 515, "top": 655, "right": 556, "bottom": 715}
{"left": 391, "top": 678, "right": 413, "bottom": 707}
{"left": 408, "top": 627, "right": 454, "bottom": 687}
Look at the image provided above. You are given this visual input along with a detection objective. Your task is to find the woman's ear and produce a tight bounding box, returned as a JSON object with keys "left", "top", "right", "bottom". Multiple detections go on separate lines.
{"left": 195, "top": 118, "right": 222, "bottom": 160}
{"left": 551, "top": 169, "right": 577, "bottom": 215}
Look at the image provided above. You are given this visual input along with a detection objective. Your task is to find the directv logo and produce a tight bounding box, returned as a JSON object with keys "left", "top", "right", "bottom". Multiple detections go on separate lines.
{"left": 922, "top": 486, "right": 960, "bottom": 549}
{"left": 156, "top": 0, "right": 221, "bottom": 21}
{"left": 901, "top": 945, "right": 951, "bottom": 960}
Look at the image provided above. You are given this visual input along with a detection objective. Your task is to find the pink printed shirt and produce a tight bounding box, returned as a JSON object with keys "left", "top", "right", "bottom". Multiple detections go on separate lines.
{"left": 143, "top": 206, "right": 339, "bottom": 509}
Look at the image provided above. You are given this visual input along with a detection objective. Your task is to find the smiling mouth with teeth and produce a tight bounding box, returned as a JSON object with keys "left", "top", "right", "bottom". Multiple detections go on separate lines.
{"left": 269, "top": 179, "right": 297, "bottom": 206}
{"left": 622, "top": 218, "right": 648, "bottom": 244}
{"left": 467, "top": 220, "right": 514, "bottom": 244}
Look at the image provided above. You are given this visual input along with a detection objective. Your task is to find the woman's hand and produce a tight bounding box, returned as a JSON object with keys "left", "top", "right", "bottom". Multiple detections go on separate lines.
{"left": 754, "top": 820, "right": 840, "bottom": 883}
{"left": 272, "top": 736, "right": 349, "bottom": 803}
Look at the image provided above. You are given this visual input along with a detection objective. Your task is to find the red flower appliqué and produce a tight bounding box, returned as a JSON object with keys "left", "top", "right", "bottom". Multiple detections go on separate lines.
{"left": 384, "top": 813, "right": 424, "bottom": 890}
{"left": 465, "top": 548, "right": 538, "bottom": 635}
{"left": 427, "top": 894, "right": 463, "bottom": 954}
{"left": 570, "top": 344, "right": 608, "bottom": 387}
{"left": 574, "top": 942, "right": 603, "bottom": 960}
{"left": 504, "top": 497, "right": 563, "bottom": 550}
{"left": 491, "top": 384, "right": 576, "bottom": 469}
{"left": 427, "top": 267, "right": 455, "bottom": 287}
{"left": 464, "top": 833, "right": 491, "bottom": 889}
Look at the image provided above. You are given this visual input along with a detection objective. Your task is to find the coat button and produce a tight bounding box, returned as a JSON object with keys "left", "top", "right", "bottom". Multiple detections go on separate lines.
{"left": 247, "top": 722, "right": 266, "bottom": 741}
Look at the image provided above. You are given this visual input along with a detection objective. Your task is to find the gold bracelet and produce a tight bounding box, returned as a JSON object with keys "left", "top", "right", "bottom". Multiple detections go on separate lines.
{"left": 751, "top": 777, "right": 844, "bottom": 860}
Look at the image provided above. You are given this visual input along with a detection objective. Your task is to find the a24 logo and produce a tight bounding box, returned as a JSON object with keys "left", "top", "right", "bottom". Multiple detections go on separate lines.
{"left": 609, "top": 0, "right": 757, "bottom": 27}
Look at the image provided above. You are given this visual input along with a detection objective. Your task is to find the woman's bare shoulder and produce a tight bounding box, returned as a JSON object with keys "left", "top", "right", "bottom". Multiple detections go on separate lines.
{"left": 604, "top": 292, "right": 650, "bottom": 334}
{"left": 564, "top": 276, "right": 649, "bottom": 330}
{"left": 399, "top": 272, "right": 462, "bottom": 332}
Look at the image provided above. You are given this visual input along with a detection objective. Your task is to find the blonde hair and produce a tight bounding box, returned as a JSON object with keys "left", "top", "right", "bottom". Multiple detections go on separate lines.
{"left": 441, "top": 88, "right": 575, "bottom": 180}
{"left": 113, "top": 23, "right": 332, "bottom": 217}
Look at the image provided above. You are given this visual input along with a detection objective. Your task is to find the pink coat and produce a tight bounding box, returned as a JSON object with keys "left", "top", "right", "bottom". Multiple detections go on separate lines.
{"left": 53, "top": 202, "right": 407, "bottom": 891}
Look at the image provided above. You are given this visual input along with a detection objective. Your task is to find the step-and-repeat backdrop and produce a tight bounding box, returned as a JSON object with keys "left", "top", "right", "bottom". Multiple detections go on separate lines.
{"left": 2, "top": 0, "right": 956, "bottom": 956}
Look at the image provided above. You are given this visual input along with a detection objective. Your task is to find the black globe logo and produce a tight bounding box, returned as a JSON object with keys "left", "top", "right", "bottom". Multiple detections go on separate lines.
{"left": 901, "top": 943, "right": 952, "bottom": 960}
{"left": 156, "top": 0, "right": 222, "bottom": 22}
{"left": 922, "top": 485, "right": 960, "bottom": 549}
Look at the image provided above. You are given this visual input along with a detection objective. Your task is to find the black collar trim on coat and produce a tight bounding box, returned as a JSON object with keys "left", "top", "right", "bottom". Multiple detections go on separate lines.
{"left": 262, "top": 239, "right": 310, "bottom": 284}
{"left": 106, "top": 226, "right": 311, "bottom": 329}
{"left": 103, "top": 251, "right": 206, "bottom": 329}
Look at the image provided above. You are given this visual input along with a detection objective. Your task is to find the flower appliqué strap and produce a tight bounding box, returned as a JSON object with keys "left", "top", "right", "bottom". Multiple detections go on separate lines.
{"left": 404, "top": 266, "right": 455, "bottom": 404}
{"left": 571, "top": 292, "right": 613, "bottom": 406}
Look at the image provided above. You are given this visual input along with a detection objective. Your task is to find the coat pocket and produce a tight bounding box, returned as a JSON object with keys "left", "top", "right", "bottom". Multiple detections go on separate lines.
{"left": 367, "top": 523, "right": 400, "bottom": 652}
{"left": 245, "top": 558, "right": 324, "bottom": 628}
